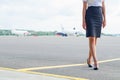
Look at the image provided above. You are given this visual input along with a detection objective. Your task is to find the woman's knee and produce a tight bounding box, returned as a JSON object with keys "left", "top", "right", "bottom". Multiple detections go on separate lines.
{"left": 89, "top": 37, "right": 96, "bottom": 43}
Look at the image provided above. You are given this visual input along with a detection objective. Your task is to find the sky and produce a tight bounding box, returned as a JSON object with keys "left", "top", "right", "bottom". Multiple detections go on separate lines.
{"left": 0, "top": 0, "right": 120, "bottom": 34}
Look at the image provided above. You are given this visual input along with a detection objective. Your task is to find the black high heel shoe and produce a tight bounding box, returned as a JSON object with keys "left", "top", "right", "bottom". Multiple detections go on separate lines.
{"left": 87, "top": 59, "right": 92, "bottom": 68}
{"left": 93, "top": 64, "right": 99, "bottom": 70}
{"left": 93, "top": 67, "right": 99, "bottom": 70}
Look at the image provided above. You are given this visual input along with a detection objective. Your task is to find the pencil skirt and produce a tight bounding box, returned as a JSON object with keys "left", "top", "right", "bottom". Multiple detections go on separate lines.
{"left": 85, "top": 6, "right": 103, "bottom": 38}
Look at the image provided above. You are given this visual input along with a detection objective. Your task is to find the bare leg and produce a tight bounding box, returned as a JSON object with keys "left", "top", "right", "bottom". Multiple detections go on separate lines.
{"left": 87, "top": 37, "right": 97, "bottom": 65}
{"left": 89, "top": 37, "right": 98, "bottom": 69}
{"left": 88, "top": 49, "right": 92, "bottom": 64}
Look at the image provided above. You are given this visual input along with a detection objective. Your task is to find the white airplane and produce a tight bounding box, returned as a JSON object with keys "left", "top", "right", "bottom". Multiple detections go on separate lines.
{"left": 11, "top": 29, "right": 30, "bottom": 36}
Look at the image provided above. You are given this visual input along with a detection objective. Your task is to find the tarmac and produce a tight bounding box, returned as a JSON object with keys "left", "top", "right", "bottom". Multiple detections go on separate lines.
{"left": 0, "top": 36, "right": 120, "bottom": 80}
{"left": 0, "top": 69, "right": 70, "bottom": 80}
{"left": 0, "top": 67, "right": 87, "bottom": 80}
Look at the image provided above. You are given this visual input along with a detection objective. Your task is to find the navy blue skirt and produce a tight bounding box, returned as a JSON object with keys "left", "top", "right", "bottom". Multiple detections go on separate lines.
{"left": 85, "top": 6, "right": 103, "bottom": 38}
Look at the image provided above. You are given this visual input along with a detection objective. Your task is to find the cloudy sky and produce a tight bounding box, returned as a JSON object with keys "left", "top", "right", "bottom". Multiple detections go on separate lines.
{"left": 0, "top": 0, "right": 120, "bottom": 33}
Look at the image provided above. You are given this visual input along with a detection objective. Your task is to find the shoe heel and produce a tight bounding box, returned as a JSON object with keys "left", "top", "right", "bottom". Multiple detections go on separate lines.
{"left": 94, "top": 67, "right": 99, "bottom": 70}
{"left": 87, "top": 59, "right": 92, "bottom": 68}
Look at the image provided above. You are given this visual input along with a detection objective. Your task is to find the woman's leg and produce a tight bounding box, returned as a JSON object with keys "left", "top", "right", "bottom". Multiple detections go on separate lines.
{"left": 89, "top": 37, "right": 98, "bottom": 68}
{"left": 88, "top": 49, "right": 92, "bottom": 64}
{"left": 88, "top": 37, "right": 97, "bottom": 65}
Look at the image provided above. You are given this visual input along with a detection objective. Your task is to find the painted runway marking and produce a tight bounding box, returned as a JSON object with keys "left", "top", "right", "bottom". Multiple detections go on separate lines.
{"left": 17, "top": 58, "right": 120, "bottom": 71}
{"left": 23, "top": 71, "right": 88, "bottom": 80}
{"left": 17, "top": 63, "right": 86, "bottom": 71}
{"left": 98, "top": 58, "right": 120, "bottom": 63}
{"left": 0, "top": 67, "right": 15, "bottom": 71}
{"left": 0, "top": 67, "right": 88, "bottom": 80}
{"left": 1, "top": 58, "right": 120, "bottom": 80}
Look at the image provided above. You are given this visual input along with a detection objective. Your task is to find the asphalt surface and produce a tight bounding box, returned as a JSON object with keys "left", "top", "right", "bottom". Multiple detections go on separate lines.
{"left": 0, "top": 36, "right": 120, "bottom": 80}
{"left": 0, "top": 69, "right": 70, "bottom": 80}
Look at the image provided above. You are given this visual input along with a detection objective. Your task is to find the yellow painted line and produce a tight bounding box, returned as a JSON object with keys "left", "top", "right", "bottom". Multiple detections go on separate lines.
{"left": 23, "top": 71, "right": 88, "bottom": 80}
{"left": 0, "top": 67, "right": 15, "bottom": 71}
{"left": 17, "top": 58, "right": 120, "bottom": 71}
{"left": 0, "top": 67, "right": 88, "bottom": 80}
{"left": 17, "top": 63, "right": 86, "bottom": 71}
{"left": 1, "top": 58, "right": 119, "bottom": 80}
{"left": 98, "top": 58, "right": 120, "bottom": 63}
